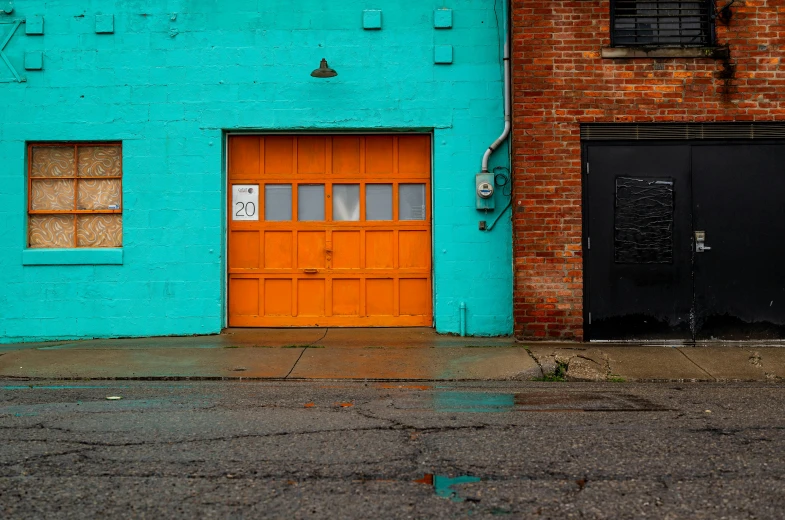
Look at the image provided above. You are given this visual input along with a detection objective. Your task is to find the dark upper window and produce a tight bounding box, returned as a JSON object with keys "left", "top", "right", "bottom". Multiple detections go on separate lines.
{"left": 611, "top": 0, "right": 715, "bottom": 47}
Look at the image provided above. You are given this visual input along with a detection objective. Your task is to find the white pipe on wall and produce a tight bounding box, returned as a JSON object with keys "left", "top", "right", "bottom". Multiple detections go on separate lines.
{"left": 481, "top": 0, "right": 511, "bottom": 173}
{"left": 460, "top": 302, "right": 467, "bottom": 337}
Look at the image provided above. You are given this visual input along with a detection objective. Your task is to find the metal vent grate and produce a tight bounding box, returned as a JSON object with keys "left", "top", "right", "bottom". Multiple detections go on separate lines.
{"left": 581, "top": 123, "right": 785, "bottom": 141}
{"left": 611, "top": 0, "right": 714, "bottom": 47}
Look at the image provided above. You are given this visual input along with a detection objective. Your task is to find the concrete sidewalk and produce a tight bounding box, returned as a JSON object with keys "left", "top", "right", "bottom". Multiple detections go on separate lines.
{"left": 0, "top": 328, "right": 783, "bottom": 382}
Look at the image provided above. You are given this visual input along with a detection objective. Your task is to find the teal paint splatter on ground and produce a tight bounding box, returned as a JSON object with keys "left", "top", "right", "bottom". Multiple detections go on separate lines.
{"left": 434, "top": 475, "right": 482, "bottom": 501}
{"left": 434, "top": 391, "right": 515, "bottom": 413}
{"left": 417, "top": 473, "right": 482, "bottom": 502}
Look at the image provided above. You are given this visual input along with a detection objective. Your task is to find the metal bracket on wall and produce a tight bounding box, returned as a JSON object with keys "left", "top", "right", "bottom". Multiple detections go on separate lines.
{"left": 0, "top": 19, "right": 24, "bottom": 82}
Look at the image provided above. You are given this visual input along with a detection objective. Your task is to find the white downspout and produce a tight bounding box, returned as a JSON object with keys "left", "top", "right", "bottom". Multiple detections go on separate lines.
{"left": 481, "top": 1, "right": 511, "bottom": 173}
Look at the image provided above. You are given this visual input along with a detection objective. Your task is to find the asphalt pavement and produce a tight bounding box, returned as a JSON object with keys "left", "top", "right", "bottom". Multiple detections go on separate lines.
{"left": 1, "top": 380, "right": 784, "bottom": 518}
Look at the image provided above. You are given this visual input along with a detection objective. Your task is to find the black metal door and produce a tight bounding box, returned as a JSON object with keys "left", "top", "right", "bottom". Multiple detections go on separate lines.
{"left": 692, "top": 143, "right": 785, "bottom": 339}
{"left": 585, "top": 144, "right": 693, "bottom": 340}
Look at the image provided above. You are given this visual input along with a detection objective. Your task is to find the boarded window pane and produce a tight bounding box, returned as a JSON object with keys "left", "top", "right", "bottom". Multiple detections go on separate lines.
{"left": 78, "top": 146, "right": 122, "bottom": 177}
{"left": 265, "top": 184, "right": 292, "bottom": 221}
{"left": 399, "top": 184, "right": 426, "bottom": 220}
{"left": 77, "top": 215, "right": 123, "bottom": 247}
{"left": 614, "top": 177, "right": 674, "bottom": 263}
{"left": 366, "top": 184, "right": 392, "bottom": 221}
{"left": 77, "top": 179, "right": 121, "bottom": 210}
{"left": 298, "top": 185, "right": 325, "bottom": 221}
{"left": 28, "top": 215, "right": 75, "bottom": 248}
{"left": 332, "top": 184, "right": 360, "bottom": 221}
{"left": 31, "top": 179, "right": 75, "bottom": 210}
{"left": 31, "top": 147, "right": 75, "bottom": 178}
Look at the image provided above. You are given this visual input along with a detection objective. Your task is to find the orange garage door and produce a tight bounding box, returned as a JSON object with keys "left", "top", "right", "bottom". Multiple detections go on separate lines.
{"left": 227, "top": 134, "right": 432, "bottom": 327}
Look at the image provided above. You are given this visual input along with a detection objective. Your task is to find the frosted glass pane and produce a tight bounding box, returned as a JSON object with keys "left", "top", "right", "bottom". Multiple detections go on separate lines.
{"left": 332, "top": 184, "right": 360, "bottom": 221}
{"left": 399, "top": 184, "right": 426, "bottom": 220}
{"left": 265, "top": 184, "right": 292, "bottom": 221}
{"left": 298, "top": 184, "right": 325, "bottom": 221}
{"left": 366, "top": 184, "right": 392, "bottom": 221}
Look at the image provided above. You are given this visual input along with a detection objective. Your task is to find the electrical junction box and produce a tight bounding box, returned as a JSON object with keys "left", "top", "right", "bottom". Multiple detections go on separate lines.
{"left": 476, "top": 173, "right": 495, "bottom": 210}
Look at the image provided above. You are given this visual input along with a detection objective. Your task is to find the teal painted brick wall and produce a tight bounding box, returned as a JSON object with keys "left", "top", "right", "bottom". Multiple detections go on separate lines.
{"left": 0, "top": 0, "right": 512, "bottom": 342}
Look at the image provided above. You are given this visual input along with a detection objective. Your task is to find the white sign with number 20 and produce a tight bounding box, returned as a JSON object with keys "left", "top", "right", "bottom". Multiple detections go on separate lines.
{"left": 232, "top": 184, "right": 259, "bottom": 221}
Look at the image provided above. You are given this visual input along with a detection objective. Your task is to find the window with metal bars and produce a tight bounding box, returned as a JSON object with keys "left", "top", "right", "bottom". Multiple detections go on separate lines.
{"left": 611, "top": 0, "right": 714, "bottom": 47}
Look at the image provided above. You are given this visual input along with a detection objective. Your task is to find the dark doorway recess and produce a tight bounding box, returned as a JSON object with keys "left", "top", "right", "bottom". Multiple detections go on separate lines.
{"left": 584, "top": 140, "right": 785, "bottom": 341}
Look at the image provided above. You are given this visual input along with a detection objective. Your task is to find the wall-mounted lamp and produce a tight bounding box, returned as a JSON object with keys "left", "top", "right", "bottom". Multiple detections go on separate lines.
{"left": 717, "top": 0, "right": 734, "bottom": 24}
{"left": 311, "top": 59, "right": 337, "bottom": 78}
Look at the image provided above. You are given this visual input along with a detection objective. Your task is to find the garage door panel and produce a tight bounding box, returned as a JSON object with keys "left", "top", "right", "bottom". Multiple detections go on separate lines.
{"left": 398, "top": 135, "right": 431, "bottom": 176}
{"left": 229, "top": 136, "right": 260, "bottom": 179}
{"left": 367, "top": 279, "right": 394, "bottom": 316}
{"left": 297, "top": 231, "right": 326, "bottom": 269}
{"left": 297, "top": 136, "right": 327, "bottom": 174}
{"left": 366, "top": 231, "right": 394, "bottom": 269}
{"left": 400, "top": 278, "right": 431, "bottom": 316}
{"left": 229, "top": 230, "right": 260, "bottom": 269}
{"left": 399, "top": 230, "right": 429, "bottom": 269}
{"left": 333, "top": 231, "right": 361, "bottom": 269}
{"left": 229, "top": 278, "right": 259, "bottom": 316}
{"left": 264, "top": 136, "right": 294, "bottom": 175}
{"left": 297, "top": 279, "right": 325, "bottom": 316}
{"left": 297, "top": 231, "right": 326, "bottom": 268}
{"left": 264, "top": 231, "right": 293, "bottom": 269}
{"left": 365, "top": 136, "right": 394, "bottom": 175}
{"left": 333, "top": 279, "right": 360, "bottom": 315}
{"left": 332, "top": 137, "right": 361, "bottom": 175}
{"left": 264, "top": 279, "right": 292, "bottom": 316}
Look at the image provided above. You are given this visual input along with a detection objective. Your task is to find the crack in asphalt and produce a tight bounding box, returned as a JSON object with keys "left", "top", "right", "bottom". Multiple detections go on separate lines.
{"left": 0, "top": 424, "right": 498, "bottom": 467}
{"left": 0, "top": 447, "right": 96, "bottom": 467}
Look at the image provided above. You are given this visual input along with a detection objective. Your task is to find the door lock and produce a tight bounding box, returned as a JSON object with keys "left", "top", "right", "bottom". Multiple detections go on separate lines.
{"left": 695, "top": 231, "right": 711, "bottom": 252}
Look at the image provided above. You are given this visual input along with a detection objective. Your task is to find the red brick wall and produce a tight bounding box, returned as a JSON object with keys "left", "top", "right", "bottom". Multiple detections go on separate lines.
{"left": 511, "top": 0, "right": 785, "bottom": 340}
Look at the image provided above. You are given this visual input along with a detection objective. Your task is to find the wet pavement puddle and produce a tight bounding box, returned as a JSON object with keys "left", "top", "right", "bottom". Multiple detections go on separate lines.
{"left": 415, "top": 473, "right": 482, "bottom": 502}
{"left": 430, "top": 390, "right": 669, "bottom": 413}
{"left": 434, "top": 392, "right": 515, "bottom": 413}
